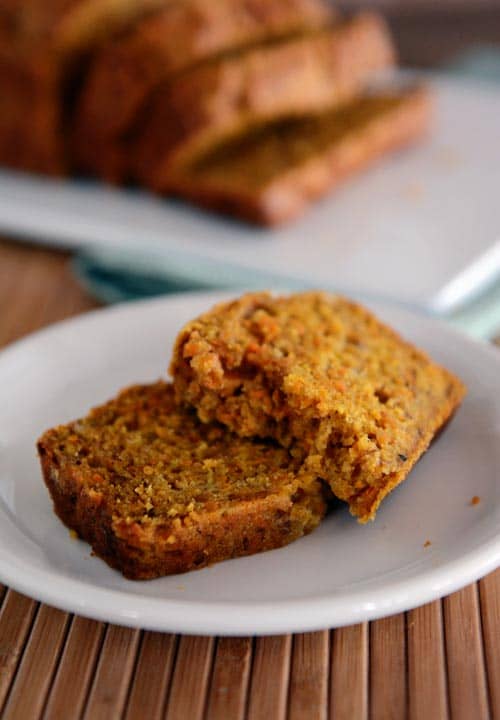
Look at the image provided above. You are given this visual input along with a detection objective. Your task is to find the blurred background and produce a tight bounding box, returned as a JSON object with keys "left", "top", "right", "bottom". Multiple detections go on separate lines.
{"left": 1, "top": 0, "right": 499, "bottom": 329}
{"left": 340, "top": 0, "right": 500, "bottom": 66}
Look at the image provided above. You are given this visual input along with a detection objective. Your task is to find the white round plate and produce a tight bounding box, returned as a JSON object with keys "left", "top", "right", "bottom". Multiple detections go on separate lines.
{"left": 0, "top": 291, "right": 499, "bottom": 635}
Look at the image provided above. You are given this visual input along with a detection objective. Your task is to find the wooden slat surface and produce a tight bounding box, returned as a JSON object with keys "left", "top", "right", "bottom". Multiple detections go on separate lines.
{"left": 370, "top": 615, "right": 407, "bottom": 720}
{"left": 0, "top": 591, "right": 38, "bottom": 713}
{"left": 84, "top": 626, "right": 141, "bottom": 720}
{"left": 125, "top": 632, "right": 177, "bottom": 720}
{"left": 165, "top": 636, "right": 215, "bottom": 720}
{"left": 289, "top": 632, "right": 329, "bottom": 720}
{"left": 330, "top": 623, "right": 369, "bottom": 719}
{"left": 479, "top": 573, "right": 500, "bottom": 719}
{"left": 206, "top": 638, "right": 252, "bottom": 720}
{"left": 44, "top": 617, "right": 106, "bottom": 720}
{"left": 407, "top": 602, "right": 448, "bottom": 720}
{"left": 443, "top": 586, "right": 491, "bottom": 720}
{"left": 247, "top": 636, "right": 292, "bottom": 720}
{"left": 3, "top": 606, "right": 70, "bottom": 720}
{"left": 0, "top": 238, "right": 499, "bottom": 720}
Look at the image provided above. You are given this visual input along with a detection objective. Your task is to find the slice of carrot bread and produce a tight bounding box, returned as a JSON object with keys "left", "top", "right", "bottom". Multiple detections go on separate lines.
{"left": 73, "top": 0, "right": 335, "bottom": 179}
{"left": 163, "top": 86, "right": 430, "bottom": 225}
{"left": 0, "top": 0, "right": 167, "bottom": 174}
{"left": 171, "top": 292, "right": 466, "bottom": 523}
{"left": 38, "top": 381, "right": 327, "bottom": 579}
{"left": 133, "top": 12, "right": 395, "bottom": 189}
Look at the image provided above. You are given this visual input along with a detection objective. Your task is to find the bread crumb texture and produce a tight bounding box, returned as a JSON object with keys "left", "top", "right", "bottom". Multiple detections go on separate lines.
{"left": 171, "top": 291, "right": 466, "bottom": 522}
{"left": 38, "top": 382, "right": 327, "bottom": 579}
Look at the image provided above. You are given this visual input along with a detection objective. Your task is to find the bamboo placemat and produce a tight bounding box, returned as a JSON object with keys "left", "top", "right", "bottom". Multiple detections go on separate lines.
{"left": 0, "top": 239, "right": 498, "bottom": 720}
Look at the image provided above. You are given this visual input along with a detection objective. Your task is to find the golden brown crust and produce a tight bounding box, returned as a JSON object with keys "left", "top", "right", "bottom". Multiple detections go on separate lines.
{"left": 133, "top": 12, "right": 395, "bottom": 189}
{"left": 164, "top": 86, "right": 431, "bottom": 225}
{"left": 0, "top": 0, "right": 168, "bottom": 174}
{"left": 37, "top": 382, "right": 326, "bottom": 579}
{"left": 171, "top": 291, "right": 466, "bottom": 522}
{"left": 72, "top": 0, "right": 335, "bottom": 180}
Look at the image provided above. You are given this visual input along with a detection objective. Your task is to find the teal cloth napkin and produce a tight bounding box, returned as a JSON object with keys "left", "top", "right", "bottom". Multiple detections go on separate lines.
{"left": 73, "top": 49, "right": 500, "bottom": 340}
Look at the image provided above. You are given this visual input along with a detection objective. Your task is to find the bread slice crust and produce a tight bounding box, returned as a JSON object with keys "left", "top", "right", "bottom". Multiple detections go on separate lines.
{"left": 72, "top": 0, "right": 335, "bottom": 179}
{"left": 164, "top": 86, "right": 430, "bottom": 225}
{"left": 38, "top": 382, "right": 327, "bottom": 579}
{"left": 133, "top": 12, "right": 395, "bottom": 189}
{"left": 0, "top": 0, "right": 168, "bottom": 174}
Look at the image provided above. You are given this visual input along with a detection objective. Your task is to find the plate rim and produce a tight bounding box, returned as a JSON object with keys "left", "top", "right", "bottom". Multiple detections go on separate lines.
{"left": 0, "top": 533, "right": 499, "bottom": 636}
